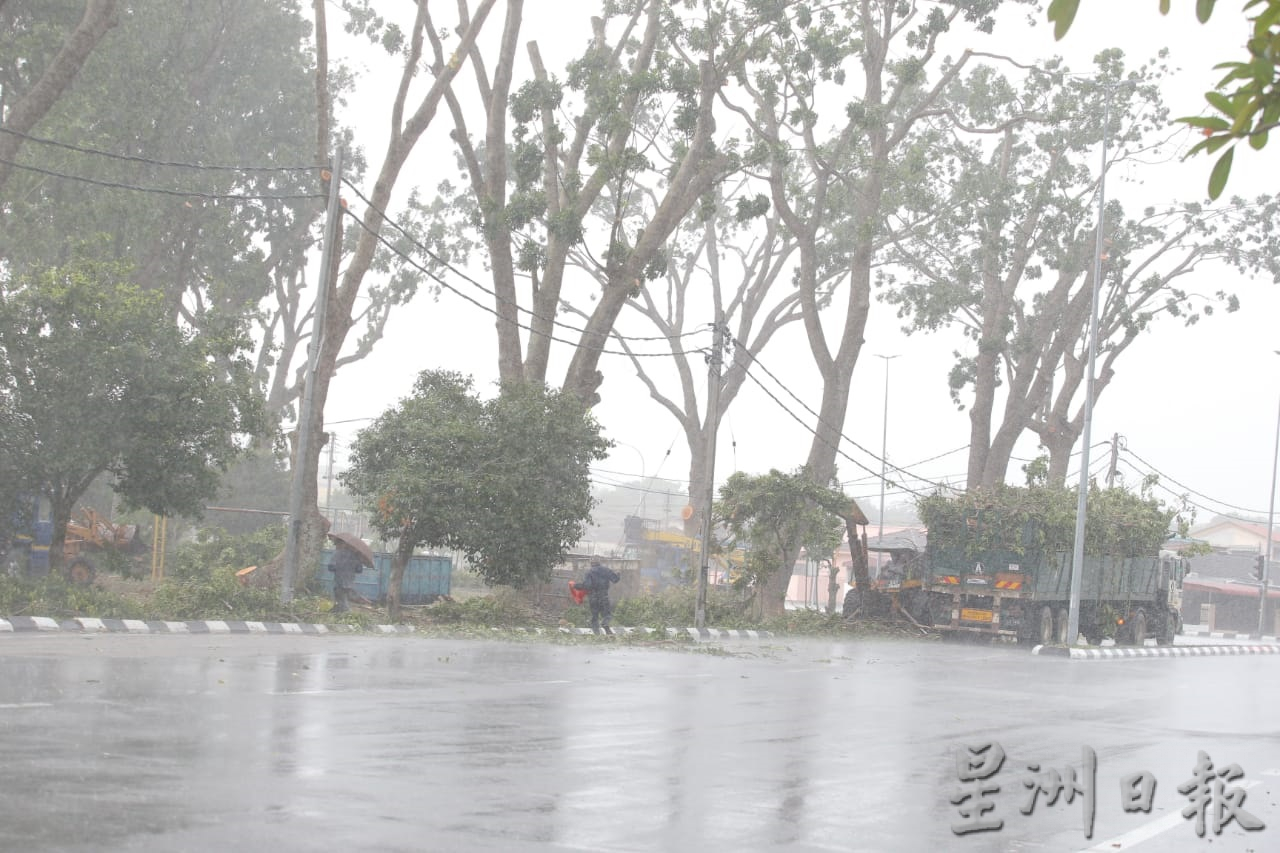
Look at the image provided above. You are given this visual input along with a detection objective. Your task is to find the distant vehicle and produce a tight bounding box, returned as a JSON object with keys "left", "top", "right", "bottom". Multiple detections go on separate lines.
{"left": 2, "top": 495, "right": 137, "bottom": 584}
{"left": 917, "top": 490, "right": 1186, "bottom": 646}
{"left": 845, "top": 488, "right": 1188, "bottom": 646}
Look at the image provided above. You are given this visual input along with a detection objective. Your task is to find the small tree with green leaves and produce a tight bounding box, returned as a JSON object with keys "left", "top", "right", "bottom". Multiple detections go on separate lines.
{"left": 341, "top": 371, "right": 611, "bottom": 620}
{"left": 0, "top": 259, "right": 263, "bottom": 570}
{"left": 715, "top": 468, "right": 849, "bottom": 618}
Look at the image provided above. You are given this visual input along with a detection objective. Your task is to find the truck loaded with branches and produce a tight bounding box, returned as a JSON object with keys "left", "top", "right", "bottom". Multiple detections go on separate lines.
{"left": 915, "top": 484, "right": 1187, "bottom": 646}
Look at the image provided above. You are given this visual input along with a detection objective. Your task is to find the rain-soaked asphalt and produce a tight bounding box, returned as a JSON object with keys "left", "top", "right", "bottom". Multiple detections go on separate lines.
{"left": 0, "top": 633, "right": 1277, "bottom": 853}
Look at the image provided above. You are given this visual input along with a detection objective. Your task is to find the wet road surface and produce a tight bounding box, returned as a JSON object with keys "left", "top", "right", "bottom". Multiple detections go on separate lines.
{"left": 0, "top": 633, "right": 1276, "bottom": 852}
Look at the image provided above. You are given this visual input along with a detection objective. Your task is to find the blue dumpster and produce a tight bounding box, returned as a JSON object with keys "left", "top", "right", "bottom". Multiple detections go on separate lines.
{"left": 317, "top": 549, "right": 451, "bottom": 604}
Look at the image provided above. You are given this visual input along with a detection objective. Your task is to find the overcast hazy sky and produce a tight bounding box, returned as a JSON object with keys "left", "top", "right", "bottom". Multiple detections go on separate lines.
{"left": 320, "top": 3, "right": 1278, "bottom": 531}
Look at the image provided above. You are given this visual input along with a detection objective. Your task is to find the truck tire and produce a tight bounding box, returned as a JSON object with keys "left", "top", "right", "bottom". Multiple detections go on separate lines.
{"left": 1054, "top": 608, "right": 1072, "bottom": 645}
{"left": 1038, "top": 605, "right": 1056, "bottom": 645}
{"left": 1129, "top": 608, "right": 1148, "bottom": 646}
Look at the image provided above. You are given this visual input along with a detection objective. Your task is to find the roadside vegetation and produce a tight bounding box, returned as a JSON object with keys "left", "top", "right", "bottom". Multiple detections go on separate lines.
{"left": 0, "top": 528, "right": 915, "bottom": 640}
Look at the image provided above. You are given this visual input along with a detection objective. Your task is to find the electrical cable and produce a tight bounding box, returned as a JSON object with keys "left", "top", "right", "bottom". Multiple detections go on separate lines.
{"left": 342, "top": 207, "right": 709, "bottom": 359}
{"left": 339, "top": 179, "right": 709, "bottom": 347}
{"left": 0, "top": 156, "right": 325, "bottom": 202}
{"left": 1117, "top": 452, "right": 1268, "bottom": 517}
{"left": 733, "top": 356, "right": 945, "bottom": 498}
{"left": 730, "top": 340, "right": 958, "bottom": 493}
{"left": 0, "top": 126, "right": 321, "bottom": 173}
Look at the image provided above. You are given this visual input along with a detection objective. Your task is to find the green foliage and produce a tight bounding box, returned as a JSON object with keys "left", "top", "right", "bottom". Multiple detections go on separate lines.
{"left": 610, "top": 585, "right": 747, "bottom": 629}
{"left": 1051, "top": 0, "right": 1280, "bottom": 199}
{"left": 0, "top": 574, "right": 147, "bottom": 620}
{"left": 149, "top": 569, "right": 332, "bottom": 623}
{"left": 342, "top": 372, "right": 611, "bottom": 589}
{"left": 0, "top": 260, "right": 263, "bottom": 557}
{"left": 918, "top": 483, "right": 1177, "bottom": 563}
{"left": 423, "top": 590, "right": 537, "bottom": 626}
{"left": 168, "top": 525, "right": 287, "bottom": 582}
{"left": 715, "top": 468, "right": 849, "bottom": 596}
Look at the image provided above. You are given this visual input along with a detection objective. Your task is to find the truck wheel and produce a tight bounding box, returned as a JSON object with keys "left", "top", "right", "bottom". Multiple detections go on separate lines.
{"left": 1054, "top": 608, "right": 1072, "bottom": 645}
{"left": 1158, "top": 609, "right": 1177, "bottom": 646}
{"left": 1038, "top": 605, "right": 1056, "bottom": 645}
{"left": 842, "top": 588, "right": 862, "bottom": 620}
{"left": 1129, "top": 608, "right": 1148, "bottom": 646}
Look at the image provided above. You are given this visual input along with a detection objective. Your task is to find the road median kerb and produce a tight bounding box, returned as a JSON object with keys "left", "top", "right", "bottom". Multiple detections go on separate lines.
{"left": 1032, "top": 642, "right": 1280, "bottom": 660}
{"left": 0, "top": 617, "right": 772, "bottom": 641}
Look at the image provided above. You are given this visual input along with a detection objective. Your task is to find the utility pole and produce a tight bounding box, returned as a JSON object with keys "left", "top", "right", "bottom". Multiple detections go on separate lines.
{"left": 696, "top": 314, "right": 724, "bottom": 630}
{"left": 1067, "top": 87, "right": 1111, "bottom": 646}
{"left": 875, "top": 354, "right": 899, "bottom": 566}
{"left": 282, "top": 147, "right": 342, "bottom": 602}
{"left": 325, "top": 432, "right": 336, "bottom": 517}
{"left": 1258, "top": 365, "right": 1280, "bottom": 638}
{"left": 1105, "top": 433, "right": 1119, "bottom": 489}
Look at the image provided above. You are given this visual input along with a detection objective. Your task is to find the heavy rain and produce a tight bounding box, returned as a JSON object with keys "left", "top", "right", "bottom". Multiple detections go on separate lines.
{"left": 2, "top": 1, "right": 1280, "bottom": 851}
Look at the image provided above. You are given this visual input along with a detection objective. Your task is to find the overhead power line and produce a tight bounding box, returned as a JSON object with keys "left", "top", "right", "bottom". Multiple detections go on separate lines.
{"left": 0, "top": 126, "right": 322, "bottom": 173}
{"left": 341, "top": 207, "right": 707, "bottom": 359}
{"left": 730, "top": 341, "right": 957, "bottom": 493}
{"left": 339, "top": 179, "right": 708, "bottom": 348}
{"left": 0, "top": 156, "right": 324, "bottom": 202}
{"left": 1118, "top": 450, "right": 1268, "bottom": 517}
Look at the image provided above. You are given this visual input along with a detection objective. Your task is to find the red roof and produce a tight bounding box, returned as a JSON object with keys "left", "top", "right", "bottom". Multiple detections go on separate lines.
{"left": 1196, "top": 519, "right": 1280, "bottom": 543}
{"left": 1184, "top": 577, "right": 1280, "bottom": 600}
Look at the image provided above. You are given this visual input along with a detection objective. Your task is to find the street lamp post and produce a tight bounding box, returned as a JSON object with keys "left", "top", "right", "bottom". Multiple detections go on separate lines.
{"left": 613, "top": 441, "right": 648, "bottom": 516}
{"left": 1067, "top": 87, "right": 1112, "bottom": 646}
{"left": 1257, "top": 353, "right": 1280, "bottom": 638}
{"left": 876, "top": 355, "right": 899, "bottom": 569}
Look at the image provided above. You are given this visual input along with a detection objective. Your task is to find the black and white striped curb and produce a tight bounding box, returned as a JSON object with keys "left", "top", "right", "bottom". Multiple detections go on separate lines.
{"left": 0, "top": 617, "right": 771, "bottom": 641}
{"left": 0, "top": 616, "right": 413, "bottom": 635}
{"left": 553, "top": 626, "right": 774, "bottom": 641}
{"left": 1033, "top": 643, "right": 1280, "bottom": 660}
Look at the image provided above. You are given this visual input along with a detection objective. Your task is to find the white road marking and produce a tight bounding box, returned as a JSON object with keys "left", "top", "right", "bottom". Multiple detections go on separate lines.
{"left": 1079, "top": 778, "right": 1264, "bottom": 851}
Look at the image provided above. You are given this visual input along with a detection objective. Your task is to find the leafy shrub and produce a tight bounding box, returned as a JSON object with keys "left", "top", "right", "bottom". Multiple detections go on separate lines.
{"left": 425, "top": 589, "right": 536, "bottom": 625}
{"left": 759, "top": 608, "right": 848, "bottom": 635}
{"left": 168, "top": 525, "right": 286, "bottom": 581}
{"left": 612, "top": 585, "right": 750, "bottom": 629}
{"left": 149, "top": 567, "right": 329, "bottom": 623}
{"left": 0, "top": 574, "right": 147, "bottom": 619}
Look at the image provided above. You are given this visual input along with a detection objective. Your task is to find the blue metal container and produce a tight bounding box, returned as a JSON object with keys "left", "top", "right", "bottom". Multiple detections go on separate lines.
{"left": 317, "top": 549, "right": 451, "bottom": 604}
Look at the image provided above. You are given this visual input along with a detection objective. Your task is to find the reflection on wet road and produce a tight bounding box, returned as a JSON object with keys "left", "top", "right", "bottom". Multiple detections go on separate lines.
{"left": 0, "top": 634, "right": 1276, "bottom": 852}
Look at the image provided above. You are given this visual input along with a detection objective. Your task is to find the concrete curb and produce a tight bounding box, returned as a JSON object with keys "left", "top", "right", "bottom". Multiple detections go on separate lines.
{"left": 1181, "top": 625, "right": 1280, "bottom": 642}
{"left": 0, "top": 616, "right": 391, "bottom": 635}
{"left": 552, "top": 626, "right": 775, "bottom": 641}
{"left": 0, "top": 617, "right": 772, "bottom": 641}
{"left": 1032, "top": 643, "right": 1280, "bottom": 660}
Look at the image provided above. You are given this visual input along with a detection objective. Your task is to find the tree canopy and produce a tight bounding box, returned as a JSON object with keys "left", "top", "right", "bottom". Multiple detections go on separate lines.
{"left": 715, "top": 468, "right": 850, "bottom": 616}
{"left": 0, "top": 259, "right": 262, "bottom": 566}
{"left": 341, "top": 371, "right": 611, "bottom": 611}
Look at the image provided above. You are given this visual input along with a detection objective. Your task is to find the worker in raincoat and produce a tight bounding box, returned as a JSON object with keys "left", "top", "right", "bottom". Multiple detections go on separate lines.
{"left": 329, "top": 539, "right": 365, "bottom": 613}
{"left": 581, "top": 560, "right": 621, "bottom": 635}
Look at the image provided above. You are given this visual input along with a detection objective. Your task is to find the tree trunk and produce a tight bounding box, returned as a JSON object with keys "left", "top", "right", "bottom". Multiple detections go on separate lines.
{"left": 387, "top": 538, "right": 413, "bottom": 623}
{"left": 1045, "top": 429, "right": 1075, "bottom": 486}
{"left": 0, "top": 0, "right": 119, "bottom": 195}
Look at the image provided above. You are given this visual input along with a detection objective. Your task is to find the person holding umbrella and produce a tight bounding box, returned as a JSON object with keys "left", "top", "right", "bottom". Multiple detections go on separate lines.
{"left": 328, "top": 531, "right": 373, "bottom": 613}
